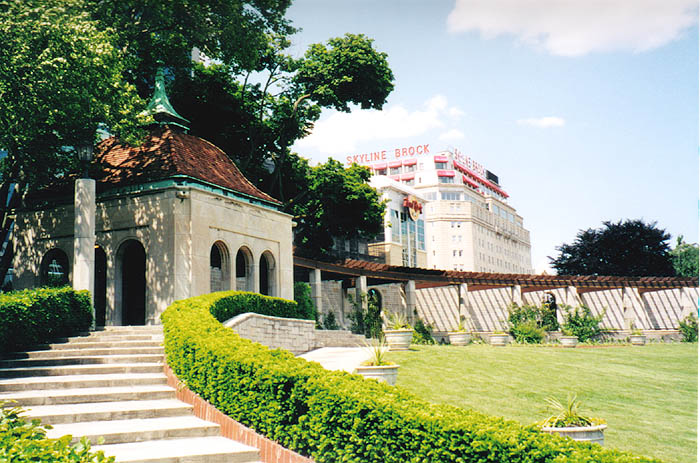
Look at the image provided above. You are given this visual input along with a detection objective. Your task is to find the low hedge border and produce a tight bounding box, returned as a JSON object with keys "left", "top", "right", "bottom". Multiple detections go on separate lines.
{"left": 0, "top": 287, "right": 92, "bottom": 354}
{"left": 208, "top": 291, "right": 312, "bottom": 323}
{"left": 162, "top": 293, "right": 661, "bottom": 463}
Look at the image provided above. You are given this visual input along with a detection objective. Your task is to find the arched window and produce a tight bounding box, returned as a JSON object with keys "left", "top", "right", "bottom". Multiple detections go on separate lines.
{"left": 235, "top": 247, "right": 253, "bottom": 292}
{"left": 210, "top": 241, "right": 230, "bottom": 292}
{"left": 40, "top": 249, "right": 70, "bottom": 287}
{"left": 259, "top": 251, "right": 276, "bottom": 296}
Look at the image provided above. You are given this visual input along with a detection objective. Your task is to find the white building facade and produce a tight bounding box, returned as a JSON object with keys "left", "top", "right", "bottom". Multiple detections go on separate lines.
{"left": 359, "top": 147, "right": 532, "bottom": 273}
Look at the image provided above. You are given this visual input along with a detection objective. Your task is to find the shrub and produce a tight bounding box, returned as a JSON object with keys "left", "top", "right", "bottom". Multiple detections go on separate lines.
{"left": 561, "top": 305, "right": 605, "bottom": 342}
{"left": 322, "top": 311, "right": 339, "bottom": 330}
{"left": 161, "top": 293, "right": 658, "bottom": 463}
{"left": 209, "top": 291, "right": 311, "bottom": 322}
{"left": 678, "top": 314, "right": 698, "bottom": 342}
{"left": 412, "top": 317, "right": 435, "bottom": 345}
{"left": 0, "top": 287, "right": 92, "bottom": 354}
{"left": 293, "top": 282, "right": 317, "bottom": 323}
{"left": 0, "top": 402, "right": 114, "bottom": 462}
{"left": 348, "top": 293, "right": 382, "bottom": 339}
{"left": 507, "top": 302, "right": 556, "bottom": 343}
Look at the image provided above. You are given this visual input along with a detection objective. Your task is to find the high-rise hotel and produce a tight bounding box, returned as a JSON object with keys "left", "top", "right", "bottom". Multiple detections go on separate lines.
{"left": 362, "top": 146, "right": 532, "bottom": 273}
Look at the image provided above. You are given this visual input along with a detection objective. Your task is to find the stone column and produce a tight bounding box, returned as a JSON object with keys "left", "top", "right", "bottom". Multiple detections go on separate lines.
{"left": 680, "top": 287, "right": 698, "bottom": 320}
{"left": 73, "top": 179, "right": 96, "bottom": 327}
{"left": 511, "top": 285, "right": 523, "bottom": 306}
{"left": 458, "top": 283, "right": 471, "bottom": 330}
{"left": 566, "top": 286, "right": 580, "bottom": 308}
{"left": 251, "top": 262, "right": 260, "bottom": 294}
{"left": 309, "top": 268, "right": 323, "bottom": 315}
{"left": 405, "top": 280, "right": 416, "bottom": 320}
{"left": 355, "top": 275, "right": 368, "bottom": 313}
{"left": 622, "top": 286, "right": 636, "bottom": 331}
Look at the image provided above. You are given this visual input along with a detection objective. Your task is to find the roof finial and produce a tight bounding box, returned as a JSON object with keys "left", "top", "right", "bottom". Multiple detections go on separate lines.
{"left": 145, "top": 68, "right": 190, "bottom": 131}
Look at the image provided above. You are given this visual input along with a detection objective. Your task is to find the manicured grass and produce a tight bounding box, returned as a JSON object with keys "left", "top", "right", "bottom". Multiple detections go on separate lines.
{"left": 387, "top": 343, "right": 697, "bottom": 463}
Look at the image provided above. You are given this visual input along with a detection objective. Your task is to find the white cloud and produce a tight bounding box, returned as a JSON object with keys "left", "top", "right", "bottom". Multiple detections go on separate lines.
{"left": 447, "top": 0, "right": 698, "bottom": 56}
{"left": 439, "top": 129, "right": 465, "bottom": 140}
{"left": 517, "top": 116, "right": 565, "bottom": 128}
{"left": 294, "top": 95, "right": 465, "bottom": 155}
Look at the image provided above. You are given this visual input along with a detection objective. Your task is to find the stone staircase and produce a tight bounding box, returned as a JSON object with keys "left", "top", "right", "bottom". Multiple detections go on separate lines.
{"left": 0, "top": 326, "right": 262, "bottom": 463}
{"left": 313, "top": 329, "right": 368, "bottom": 349}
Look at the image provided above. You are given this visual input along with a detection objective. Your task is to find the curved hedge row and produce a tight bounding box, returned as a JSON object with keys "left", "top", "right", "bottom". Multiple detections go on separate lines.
{"left": 0, "top": 287, "right": 92, "bottom": 354}
{"left": 162, "top": 293, "right": 661, "bottom": 463}
{"left": 208, "top": 291, "right": 312, "bottom": 322}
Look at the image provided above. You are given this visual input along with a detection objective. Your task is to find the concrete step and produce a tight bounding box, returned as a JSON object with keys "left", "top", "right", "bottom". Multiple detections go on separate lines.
{"left": 4, "top": 346, "right": 165, "bottom": 360}
{"left": 24, "top": 399, "right": 192, "bottom": 424}
{"left": 46, "top": 416, "right": 219, "bottom": 445}
{"left": 47, "top": 340, "right": 164, "bottom": 350}
{"left": 0, "top": 354, "right": 164, "bottom": 368}
{"left": 95, "top": 326, "right": 163, "bottom": 333}
{"left": 0, "top": 373, "right": 167, "bottom": 391}
{"left": 70, "top": 334, "right": 164, "bottom": 342}
{"left": 0, "top": 384, "right": 175, "bottom": 406}
{"left": 93, "top": 437, "right": 260, "bottom": 463}
{"left": 0, "top": 362, "right": 163, "bottom": 378}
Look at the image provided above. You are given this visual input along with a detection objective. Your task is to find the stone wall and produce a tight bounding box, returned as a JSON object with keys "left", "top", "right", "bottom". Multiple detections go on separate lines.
{"left": 224, "top": 312, "right": 365, "bottom": 354}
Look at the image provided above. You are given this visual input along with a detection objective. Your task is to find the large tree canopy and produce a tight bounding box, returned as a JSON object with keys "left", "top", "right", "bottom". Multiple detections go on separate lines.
{"left": 549, "top": 219, "right": 676, "bottom": 277}
{"left": 670, "top": 236, "right": 699, "bottom": 278}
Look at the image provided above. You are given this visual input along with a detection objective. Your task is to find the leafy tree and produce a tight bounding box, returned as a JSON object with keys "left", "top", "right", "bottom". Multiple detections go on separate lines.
{"left": 670, "top": 236, "right": 699, "bottom": 277}
{"left": 549, "top": 219, "right": 675, "bottom": 276}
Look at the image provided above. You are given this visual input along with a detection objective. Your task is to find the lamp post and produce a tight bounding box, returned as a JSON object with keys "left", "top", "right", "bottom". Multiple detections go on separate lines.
{"left": 73, "top": 142, "right": 96, "bottom": 328}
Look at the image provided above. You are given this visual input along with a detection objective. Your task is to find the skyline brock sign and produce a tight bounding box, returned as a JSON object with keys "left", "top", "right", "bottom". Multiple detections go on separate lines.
{"left": 346, "top": 143, "right": 487, "bottom": 177}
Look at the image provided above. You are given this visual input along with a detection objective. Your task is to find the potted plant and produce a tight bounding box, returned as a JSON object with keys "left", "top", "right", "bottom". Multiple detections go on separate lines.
{"left": 489, "top": 330, "right": 509, "bottom": 346}
{"left": 354, "top": 339, "right": 399, "bottom": 385}
{"left": 629, "top": 327, "right": 647, "bottom": 346}
{"left": 384, "top": 312, "right": 413, "bottom": 351}
{"left": 447, "top": 318, "right": 471, "bottom": 346}
{"left": 538, "top": 394, "right": 606, "bottom": 445}
{"left": 560, "top": 327, "right": 579, "bottom": 348}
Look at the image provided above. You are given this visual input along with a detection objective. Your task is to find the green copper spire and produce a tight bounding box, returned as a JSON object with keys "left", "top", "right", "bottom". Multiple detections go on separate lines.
{"left": 145, "top": 68, "right": 190, "bottom": 131}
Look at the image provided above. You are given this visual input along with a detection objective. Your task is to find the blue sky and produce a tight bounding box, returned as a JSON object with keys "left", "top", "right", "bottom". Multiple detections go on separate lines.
{"left": 286, "top": 0, "right": 698, "bottom": 273}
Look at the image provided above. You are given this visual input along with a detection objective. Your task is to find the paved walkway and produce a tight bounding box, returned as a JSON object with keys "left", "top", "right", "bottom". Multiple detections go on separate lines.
{"left": 298, "top": 347, "right": 371, "bottom": 373}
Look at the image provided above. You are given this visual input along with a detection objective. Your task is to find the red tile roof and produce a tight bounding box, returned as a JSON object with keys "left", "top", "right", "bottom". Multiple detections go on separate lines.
{"left": 94, "top": 126, "right": 280, "bottom": 205}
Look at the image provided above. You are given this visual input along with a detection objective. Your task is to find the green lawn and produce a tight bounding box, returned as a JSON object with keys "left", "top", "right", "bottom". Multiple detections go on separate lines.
{"left": 387, "top": 343, "right": 697, "bottom": 463}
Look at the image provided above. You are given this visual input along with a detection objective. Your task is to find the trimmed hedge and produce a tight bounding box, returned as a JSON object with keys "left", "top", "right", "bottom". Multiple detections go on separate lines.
{"left": 162, "top": 293, "right": 661, "bottom": 463}
{"left": 208, "top": 290, "right": 312, "bottom": 322}
{"left": 0, "top": 287, "right": 92, "bottom": 354}
{"left": 0, "top": 402, "right": 114, "bottom": 462}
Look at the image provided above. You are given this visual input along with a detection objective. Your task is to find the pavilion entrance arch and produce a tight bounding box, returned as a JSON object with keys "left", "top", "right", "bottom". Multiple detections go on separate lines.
{"left": 94, "top": 246, "right": 107, "bottom": 326}
{"left": 259, "top": 251, "right": 276, "bottom": 296}
{"left": 210, "top": 241, "right": 231, "bottom": 293}
{"left": 116, "top": 239, "right": 147, "bottom": 326}
{"left": 235, "top": 246, "right": 254, "bottom": 292}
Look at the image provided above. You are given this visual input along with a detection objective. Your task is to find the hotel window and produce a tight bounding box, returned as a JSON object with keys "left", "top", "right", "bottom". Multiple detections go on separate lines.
{"left": 438, "top": 176, "right": 454, "bottom": 184}
{"left": 389, "top": 166, "right": 401, "bottom": 175}
{"left": 405, "top": 164, "right": 416, "bottom": 172}
{"left": 391, "top": 209, "right": 401, "bottom": 242}
{"left": 417, "top": 219, "right": 425, "bottom": 250}
{"left": 435, "top": 161, "right": 447, "bottom": 169}
{"left": 375, "top": 168, "right": 387, "bottom": 176}
{"left": 403, "top": 179, "right": 415, "bottom": 186}
{"left": 441, "top": 192, "right": 460, "bottom": 200}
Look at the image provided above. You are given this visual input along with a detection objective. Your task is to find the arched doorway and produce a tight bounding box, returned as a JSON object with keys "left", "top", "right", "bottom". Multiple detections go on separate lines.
{"left": 40, "top": 248, "right": 70, "bottom": 287}
{"left": 119, "top": 240, "right": 146, "bottom": 326}
{"left": 235, "top": 247, "right": 253, "bottom": 292}
{"left": 210, "top": 241, "right": 230, "bottom": 292}
{"left": 259, "top": 251, "right": 275, "bottom": 296}
{"left": 94, "top": 246, "right": 107, "bottom": 326}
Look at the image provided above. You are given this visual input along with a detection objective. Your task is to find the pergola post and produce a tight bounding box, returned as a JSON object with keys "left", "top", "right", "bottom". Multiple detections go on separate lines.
{"left": 356, "top": 275, "right": 368, "bottom": 313}
{"left": 73, "top": 178, "right": 96, "bottom": 327}
{"left": 309, "top": 268, "right": 323, "bottom": 315}
{"left": 511, "top": 285, "right": 523, "bottom": 306}
{"left": 405, "top": 280, "right": 416, "bottom": 319}
{"left": 458, "top": 283, "right": 471, "bottom": 329}
{"left": 680, "top": 287, "right": 698, "bottom": 320}
{"left": 622, "top": 286, "right": 636, "bottom": 331}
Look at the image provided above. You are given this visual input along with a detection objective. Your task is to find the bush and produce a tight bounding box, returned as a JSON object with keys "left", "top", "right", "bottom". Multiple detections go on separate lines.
{"left": 209, "top": 290, "right": 311, "bottom": 323}
{"left": 0, "top": 402, "right": 114, "bottom": 462}
{"left": 161, "top": 293, "right": 658, "bottom": 463}
{"left": 561, "top": 305, "right": 605, "bottom": 342}
{"left": 678, "top": 314, "right": 698, "bottom": 342}
{"left": 507, "top": 302, "right": 556, "bottom": 343}
{"left": 348, "top": 293, "right": 382, "bottom": 339}
{"left": 412, "top": 317, "right": 435, "bottom": 344}
{"left": 293, "top": 282, "right": 317, "bottom": 323}
{"left": 322, "top": 311, "right": 339, "bottom": 330}
{"left": 0, "top": 287, "right": 92, "bottom": 354}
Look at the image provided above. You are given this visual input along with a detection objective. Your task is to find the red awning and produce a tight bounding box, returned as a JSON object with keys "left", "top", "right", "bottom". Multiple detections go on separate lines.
{"left": 453, "top": 160, "right": 468, "bottom": 172}
{"left": 437, "top": 170, "right": 455, "bottom": 177}
{"left": 388, "top": 161, "right": 402, "bottom": 168}
{"left": 462, "top": 175, "right": 480, "bottom": 189}
{"left": 434, "top": 155, "right": 448, "bottom": 163}
{"left": 373, "top": 162, "right": 387, "bottom": 170}
{"left": 402, "top": 158, "right": 417, "bottom": 166}
{"left": 389, "top": 174, "right": 401, "bottom": 181}
{"left": 400, "top": 173, "right": 415, "bottom": 181}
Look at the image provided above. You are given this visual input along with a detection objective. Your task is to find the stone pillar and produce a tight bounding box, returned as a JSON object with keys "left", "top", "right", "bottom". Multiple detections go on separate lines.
{"left": 566, "top": 286, "right": 580, "bottom": 308}
{"left": 309, "top": 269, "right": 323, "bottom": 315}
{"left": 622, "top": 286, "right": 636, "bottom": 331}
{"left": 251, "top": 263, "right": 260, "bottom": 294}
{"left": 511, "top": 285, "right": 523, "bottom": 306}
{"left": 73, "top": 179, "right": 95, "bottom": 327}
{"left": 680, "top": 287, "right": 698, "bottom": 320}
{"left": 356, "top": 275, "right": 368, "bottom": 313}
{"left": 458, "top": 283, "right": 471, "bottom": 330}
{"left": 405, "top": 280, "right": 416, "bottom": 320}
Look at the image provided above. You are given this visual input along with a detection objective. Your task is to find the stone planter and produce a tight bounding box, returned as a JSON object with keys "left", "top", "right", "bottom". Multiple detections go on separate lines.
{"left": 629, "top": 334, "right": 647, "bottom": 346}
{"left": 354, "top": 364, "right": 399, "bottom": 385}
{"left": 541, "top": 424, "right": 607, "bottom": 446}
{"left": 489, "top": 333, "right": 509, "bottom": 346}
{"left": 560, "top": 336, "right": 579, "bottom": 348}
{"left": 447, "top": 331, "right": 470, "bottom": 346}
{"left": 384, "top": 329, "right": 413, "bottom": 351}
